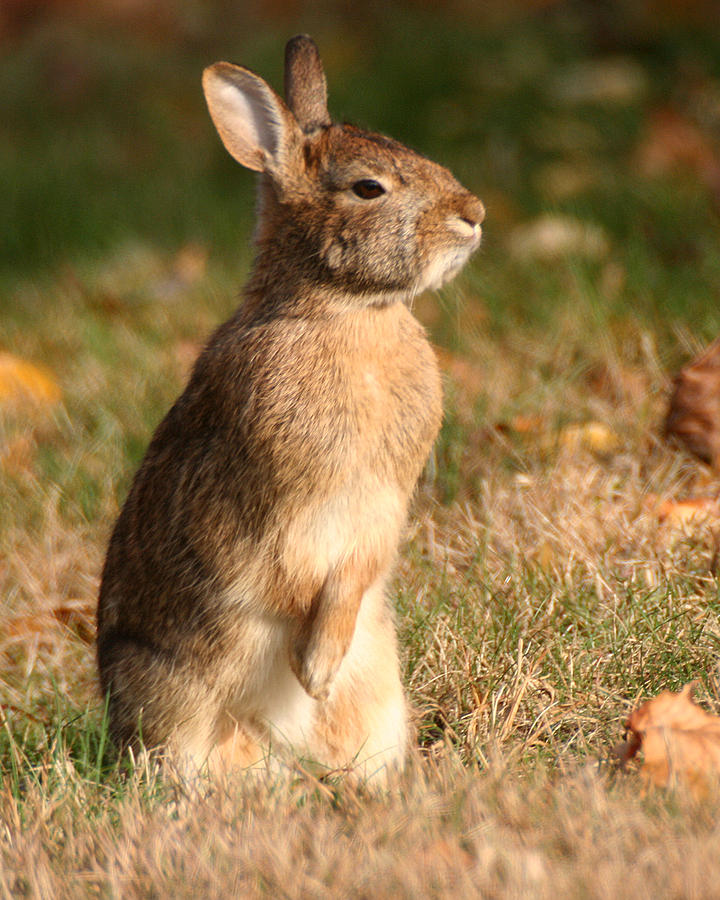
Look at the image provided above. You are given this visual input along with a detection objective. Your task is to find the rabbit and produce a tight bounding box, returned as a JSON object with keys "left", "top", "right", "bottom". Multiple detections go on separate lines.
{"left": 96, "top": 34, "right": 485, "bottom": 784}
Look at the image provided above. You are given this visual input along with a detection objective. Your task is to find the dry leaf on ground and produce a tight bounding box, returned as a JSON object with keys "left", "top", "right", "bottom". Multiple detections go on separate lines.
{"left": 557, "top": 421, "right": 619, "bottom": 454}
{"left": 651, "top": 495, "right": 720, "bottom": 527}
{"left": 664, "top": 336, "right": 720, "bottom": 470}
{"left": 3, "top": 600, "right": 95, "bottom": 649}
{"left": 617, "top": 684, "right": 720, "bottom": 794}
{"left": 494, "top": 414, "right": 546, "bottom": 436}
{"left": 0, "top": 352, "right": 61, "bottom": 412}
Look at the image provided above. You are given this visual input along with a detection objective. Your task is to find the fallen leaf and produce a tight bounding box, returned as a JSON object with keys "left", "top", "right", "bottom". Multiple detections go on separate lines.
{"left": 585, "top": 358, "right": 647, "bottom": 405}
{"left": 4, "top": 600, "right": 94, "bottom": 648}
{"left": 495, "top": 414, "right": 546, "bottom": 436}
{"left": 655, "top": 496, "right": 719, "bottom": 527}
{"left": 0, "top": 352, "right": 62, "bottom": 411}
{"left": 558, "top": 421, "right": 619, "bottom": 454}
{"left": 618, "top": 683, "right": 720, "bottom": 794}
{"left": 665, "top": 336, "right": 720, "bottom": 470}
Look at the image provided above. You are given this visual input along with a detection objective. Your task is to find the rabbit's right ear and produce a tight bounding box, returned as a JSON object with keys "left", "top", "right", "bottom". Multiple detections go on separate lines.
{"left": 202, "top": 62, "right": 301, "bottom": 173}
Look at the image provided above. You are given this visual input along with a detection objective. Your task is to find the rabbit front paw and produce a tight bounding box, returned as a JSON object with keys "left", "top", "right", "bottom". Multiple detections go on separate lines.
{"left": 289, "top": 637, "right": 344, "bottom": 702}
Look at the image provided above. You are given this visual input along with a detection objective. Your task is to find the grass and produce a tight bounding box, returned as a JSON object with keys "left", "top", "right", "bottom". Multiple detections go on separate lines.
{"left": 3, "top": 2, "right": 720, "bottom": 896}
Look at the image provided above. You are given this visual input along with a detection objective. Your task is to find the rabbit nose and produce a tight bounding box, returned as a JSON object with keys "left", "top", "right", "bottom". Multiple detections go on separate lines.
{"left": 448, "top": 211, "right": 484, "bottom": 242}
{"left": 447, "top": 197, "right": 485, "bottom": 239}
{"left": 462, "top": 197, "right": 485, "bottom": 228}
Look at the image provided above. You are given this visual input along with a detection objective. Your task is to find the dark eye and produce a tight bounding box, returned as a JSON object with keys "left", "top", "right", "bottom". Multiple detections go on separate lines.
{"left": 352, "top": 179, "right": 386, "bottom": 200}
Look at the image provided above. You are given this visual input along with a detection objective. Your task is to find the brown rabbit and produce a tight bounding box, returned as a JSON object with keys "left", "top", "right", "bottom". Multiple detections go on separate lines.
{"left": 96, "top": 35, "right": 484, "bottom": 783}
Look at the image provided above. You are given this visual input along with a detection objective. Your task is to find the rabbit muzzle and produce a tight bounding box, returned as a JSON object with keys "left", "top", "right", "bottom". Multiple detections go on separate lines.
{"left": 447, "top": 214, "right": 482, "bottom": 246}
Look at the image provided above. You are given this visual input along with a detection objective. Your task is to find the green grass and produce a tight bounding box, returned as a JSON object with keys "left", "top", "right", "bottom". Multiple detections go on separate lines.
{"left": 3, "top": 2, "right": 720, "bottom": 896}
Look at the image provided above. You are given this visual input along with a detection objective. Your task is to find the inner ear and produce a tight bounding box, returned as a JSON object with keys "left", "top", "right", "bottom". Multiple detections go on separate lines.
{"left": 203, "top": 62, "right": 298, "bottom": 173}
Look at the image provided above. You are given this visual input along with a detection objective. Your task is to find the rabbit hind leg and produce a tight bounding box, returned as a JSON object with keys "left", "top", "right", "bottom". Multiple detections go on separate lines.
{"left": 98, "top": 632, "right": 219, "bottom": 774}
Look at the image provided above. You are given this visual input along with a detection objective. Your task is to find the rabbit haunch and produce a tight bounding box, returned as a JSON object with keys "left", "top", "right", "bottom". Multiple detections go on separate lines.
{"left": 96, "top": 35, "right": 484, "bottom": 783}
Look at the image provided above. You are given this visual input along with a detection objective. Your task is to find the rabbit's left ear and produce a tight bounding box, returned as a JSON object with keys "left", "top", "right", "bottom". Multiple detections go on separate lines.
{"left": 203, "top": 62, "right": 301, "bottom": 173}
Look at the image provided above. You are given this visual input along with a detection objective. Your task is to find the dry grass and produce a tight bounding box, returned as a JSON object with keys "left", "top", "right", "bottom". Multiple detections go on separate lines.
{"left": 4, "top": 267, "right": 720, "bottom": 896}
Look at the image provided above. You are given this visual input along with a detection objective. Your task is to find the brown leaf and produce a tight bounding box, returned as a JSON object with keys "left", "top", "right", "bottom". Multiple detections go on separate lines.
{"left": 619, "top": 684, "right": 720, "bottom": 793}
{"left": 665, "top": 336, "right": 720, "bottom": 470}
{"left": 4, "top": 600, "right": 95, "bottom": 648}
{"left": 534, "top": 539, "right": 558, "bottom": 570}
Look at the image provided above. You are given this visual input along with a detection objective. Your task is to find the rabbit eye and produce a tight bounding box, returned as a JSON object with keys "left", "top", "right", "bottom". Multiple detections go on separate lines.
{"left": 352, "top": 179, "right": 386, "bottom": 200}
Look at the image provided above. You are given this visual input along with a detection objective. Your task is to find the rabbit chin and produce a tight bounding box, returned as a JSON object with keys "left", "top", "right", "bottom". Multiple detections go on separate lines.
{"left": 418, "top": 244, "right": 476, "bottom": 293}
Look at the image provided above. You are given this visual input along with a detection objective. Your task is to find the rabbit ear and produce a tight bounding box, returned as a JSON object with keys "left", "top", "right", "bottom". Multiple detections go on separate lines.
{"left": 284, "top": 35, "right": 331, "bottom": 131}
{"left": 203, "top": 62, "right": 301, "bottom": 173}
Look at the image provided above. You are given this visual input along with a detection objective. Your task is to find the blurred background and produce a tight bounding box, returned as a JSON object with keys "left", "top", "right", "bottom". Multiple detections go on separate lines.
{"left": 2, "top": 0, "right": 720, "bottom": 501}
{"left": 3, "top": 0, "right": 720, "bottom": 316}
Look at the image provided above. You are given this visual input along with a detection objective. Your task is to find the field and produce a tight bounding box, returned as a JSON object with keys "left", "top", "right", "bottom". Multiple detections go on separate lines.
{"left": 3, "top": 2, "right": 720, "bottom": 896}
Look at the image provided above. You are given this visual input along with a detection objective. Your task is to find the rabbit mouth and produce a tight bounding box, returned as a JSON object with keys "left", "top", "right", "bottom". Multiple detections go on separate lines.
{"left": 419, "top": 240, "right": 479, "bottom": 292}
{"left": 447, "top": 216, "right": 482, "bottom": 243}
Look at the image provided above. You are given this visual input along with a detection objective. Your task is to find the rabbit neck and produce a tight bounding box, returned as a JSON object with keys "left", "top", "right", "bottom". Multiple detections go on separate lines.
{"left": 243, "top": 266, "right": 412, "bottom": 321}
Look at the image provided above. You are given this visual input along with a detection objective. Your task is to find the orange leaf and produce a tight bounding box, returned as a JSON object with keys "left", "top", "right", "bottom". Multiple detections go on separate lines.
{"left": 495, "top": 414, "right": 546, "bottom": 436}
{"left": 655, "top": 496, "right": 719, "bottom": 527}
{"left": 4, "top": 600, "right": 95, "bottom": 647}
{"left": 0, "top": 352, "right": 62, "bottom": 410}
{"left": 620, "top": 684, "right": 720, "bottom": 793}
{"left": 557, "top": 421, "right": 619, "bottom": 454}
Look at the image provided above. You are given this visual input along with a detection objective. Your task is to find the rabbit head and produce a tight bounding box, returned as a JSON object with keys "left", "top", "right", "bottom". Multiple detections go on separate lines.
{"left": 202, "top": 35, "right": 484, "bottom": 307}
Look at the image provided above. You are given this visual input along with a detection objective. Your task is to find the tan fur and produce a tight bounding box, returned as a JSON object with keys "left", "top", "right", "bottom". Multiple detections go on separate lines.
{"left": 96, "top": 35, "right": 484, "bottom": 784}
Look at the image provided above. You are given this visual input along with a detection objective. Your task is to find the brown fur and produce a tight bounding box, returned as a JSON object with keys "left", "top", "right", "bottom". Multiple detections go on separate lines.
{"left": 96, "top": 35, "right": 484, "bottom": 782}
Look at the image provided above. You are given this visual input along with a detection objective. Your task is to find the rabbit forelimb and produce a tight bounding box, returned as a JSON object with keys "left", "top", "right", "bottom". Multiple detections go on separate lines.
{"left": 289, "top": 551, "right": 382, "bottom": 701}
